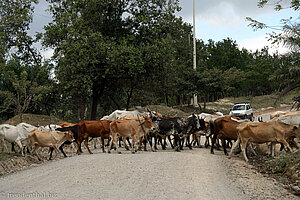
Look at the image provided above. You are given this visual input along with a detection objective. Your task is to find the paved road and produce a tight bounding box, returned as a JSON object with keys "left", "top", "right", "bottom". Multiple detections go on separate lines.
{"left": 0, "top": 147, "right": 298, "bottom": 200}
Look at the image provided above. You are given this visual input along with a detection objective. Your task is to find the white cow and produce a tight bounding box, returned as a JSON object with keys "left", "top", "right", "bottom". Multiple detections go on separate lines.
{"left": 0, "top": 124, "right": 16, "bottom": 153}
{"left": 38, "top": 124, "right": 61, "bottom": 131}
{"left": 0, "top": 122, "right": 37, "bottom": 155}
{"left": 271, "top": 113, "right": 300, "bottom": 125}
{"left": 101, "top": 110, "right": 148, "bottom": 121}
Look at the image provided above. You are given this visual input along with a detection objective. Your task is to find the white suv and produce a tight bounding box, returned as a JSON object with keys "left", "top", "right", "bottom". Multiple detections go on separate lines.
{"left": 229, "top": 103, "right": 253, "bottom": 121}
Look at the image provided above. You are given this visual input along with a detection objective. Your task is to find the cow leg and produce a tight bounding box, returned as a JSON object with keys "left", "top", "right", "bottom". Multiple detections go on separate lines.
{"left": 149, "top": 135, "right": 156, "bottom": 152}
{"left": 1, "top": 138, "right": 9, "bottom": 153}
{"left": 186, "top": 135, "right": 192, "bottom": 149}
{"left": 131, "top": 135, "right": 139, "bottom": 154}
{"left": 221, "top": 137, "right": 228, "bottom": 155}
{"left": 142, "top": 136, "right": 147, "bottom": 151}
{"left": 122, "top": 137, "right": 130, "bottom": 150}
{"left": 291, "top": 140, "right": 299, "bottom": 149}
{"left": 226, "top": 140, "right": 232, "bottom": 148}
{"left": 168, "top": 135, "right": 174, "bottom": 149}
{"left": 229, "top": 136, "right": 240, "bottom": 157}
{"left": 195, "top": 134, "right": 201, "bottom": 148}
{"left": 126, "top": 137, "right": 131, "bottom": 147}
{"left": 280, "top": 139, "right": 293, "bottom": 153}
{"left": 49, "top": 147, "right": 54, "bottom": 160}
{"left": 210, "top": 133, "right": 217, "bottom": 154}
{"left": 216, "top": 139, "right": 221, "bottom": 150}
{"left": 15, "top": 140, "right": 24, "bottom": 156}
{"left": 160, "top": 136, "right": 168, "bottom": 150}
{"left": 137, "top": 137, "right": 142, "bottom": 151}
{"left": 179, "top": 138, "right": 184, "bottom": 150}
{"left": 241, "top": 139, "right": 249, "bottom": 162}
{"left": 158, "top": 136, "right": 165, "bottom": 150}
{"left": 109, "top": 134, "right": 121, "bottom": 154}
{"left": 93, "top": 138, "right": 98, "bottom": 149}
{"left": 33, "top": 145, "right": 42, "bottom": 161}
{"left": 248, "top": 143, "right": 257, "bottom": 156}
{"left": 205, "top": 134, "right": 211, "bottom": 148}
{"left": 105, "top": 138, "right": 111, "bottom": 147}
{"left": 154, "top": 135, "right": 158, "bottom": 150}
{"left": 84, "top": 136, "right": 93, "bottom": 154}
{"left": 279, "top": 143, "right": 285, "bottom": 151}
{"left": 118, "top": 137, "right": 122, "bottom": 147}
{"left": 173, "top": 135, "right": 180, "bottom": 152}
{"left": 77, "top": 139, "right": 83, "bottom": 154}
{"left": 59, "top": 145, "right": 68, "bottom": 157}
{"left": 101, "top": 137, "right": 106, "bottom": 153}
{"left": 11, "top": 142, "right": 16, "bottom": 152}
{"left": 108, "top": 136, "right": 113, "bottom": 153}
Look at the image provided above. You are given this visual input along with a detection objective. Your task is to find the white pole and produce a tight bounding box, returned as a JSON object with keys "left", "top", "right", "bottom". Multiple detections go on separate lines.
{"left": 193, "top": 0, "right": 198, "bottom": 107}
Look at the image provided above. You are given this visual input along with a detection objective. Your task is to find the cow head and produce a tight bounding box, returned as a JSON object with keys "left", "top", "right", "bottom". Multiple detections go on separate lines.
{"left": 190, "top": 114, "right": 201, "bottom": 130}
{"left": 143, "top": 116, "right": 155, "bottom": 131}
{"left": 64, "top": 131, "right": 75, "bottom": 142}
{"left": 292, "top": 125, "right": 300, "bottom": 138}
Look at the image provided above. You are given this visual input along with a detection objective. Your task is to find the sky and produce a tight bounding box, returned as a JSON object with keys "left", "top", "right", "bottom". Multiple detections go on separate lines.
{"left": 30, "top": 0, "right": 299, "bottom": 59}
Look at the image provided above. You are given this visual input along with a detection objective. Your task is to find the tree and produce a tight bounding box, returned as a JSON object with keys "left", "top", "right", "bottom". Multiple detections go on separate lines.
{"left": 0, "top": 60, "right": 50, "bottom": 122}
{"left": 43, "top": 0, "right": 183, "bottom": 119}
{"left": 247, "top": 0, "right": 300, "bottom": 104}
{"left": 247, "top": 0, "right": 299, "bottom": 52}
{"left": 0, "top": 0, "right": 41, "bottom": 65}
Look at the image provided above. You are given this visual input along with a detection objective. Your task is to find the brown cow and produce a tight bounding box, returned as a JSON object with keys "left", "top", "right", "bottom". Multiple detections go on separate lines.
{"left": 230, "top": 121, "right": 300, "bottom": 162}
{"left": 27, "top": 130, "right": 74, "bottom": 160}
{"left": 77, "top": 120, "right": 111, "bottom": 154}
{"left": 58, "top": 122, "right": 76, "bottom": 128}
{"left": 108, "top": 116, "right": 154, "bottom": 154}
{"left": 210, "top": 116, "right": 243, "bottom": 155}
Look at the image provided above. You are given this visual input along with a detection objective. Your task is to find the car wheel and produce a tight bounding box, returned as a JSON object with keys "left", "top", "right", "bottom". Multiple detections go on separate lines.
{"left": 250, "top": 114, "right": 254, "bottom": 121}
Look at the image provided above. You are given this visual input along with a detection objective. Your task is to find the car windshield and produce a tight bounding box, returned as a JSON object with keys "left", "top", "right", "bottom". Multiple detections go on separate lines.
{"left": 233, "top": 105, "right": 246, "bottom": 110}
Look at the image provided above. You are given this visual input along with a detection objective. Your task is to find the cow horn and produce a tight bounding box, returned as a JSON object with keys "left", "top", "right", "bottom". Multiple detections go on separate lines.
{"left": 147, "top": 108, "right": 154, "bottom": 117}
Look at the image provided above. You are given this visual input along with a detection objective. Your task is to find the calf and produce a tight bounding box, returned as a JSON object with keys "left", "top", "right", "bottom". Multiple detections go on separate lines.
{"left": 27, "top": 130, "right": 74, "bottom": 160}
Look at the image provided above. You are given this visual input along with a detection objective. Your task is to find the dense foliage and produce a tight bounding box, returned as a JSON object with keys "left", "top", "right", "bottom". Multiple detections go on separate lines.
{"left": 0, "top": 0, "right": 299, "bottom": 122}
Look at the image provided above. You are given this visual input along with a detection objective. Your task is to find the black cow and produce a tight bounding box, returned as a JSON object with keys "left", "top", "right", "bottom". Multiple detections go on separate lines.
{"left": 150, "top": 114, "right": 205, "bottom": 151}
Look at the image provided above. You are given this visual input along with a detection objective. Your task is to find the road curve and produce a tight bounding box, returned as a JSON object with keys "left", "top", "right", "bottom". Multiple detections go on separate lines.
{"left": 0, "top": 148, "right": 298, "bottom": 200}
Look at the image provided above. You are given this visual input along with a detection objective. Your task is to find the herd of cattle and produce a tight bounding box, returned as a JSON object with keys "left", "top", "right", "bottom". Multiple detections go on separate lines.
{"left": 0, "top": 108, "right": 300, "bottom": 162}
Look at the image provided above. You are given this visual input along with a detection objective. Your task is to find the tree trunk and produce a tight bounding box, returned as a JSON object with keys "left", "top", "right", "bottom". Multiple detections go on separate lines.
{"left": 91, "top": 93, "right": 99, "bottom": 120}
{"left": 176, "top": 95, "right": 180, "bottom": 105}
{"left": 80, "top": 103, "right": 85, "bottom": 120}
{"left": 90, "top": 81, "right": 105, "bottom": 120}
{"left": 126, "top": 86, "right": 133, "bottom": 111}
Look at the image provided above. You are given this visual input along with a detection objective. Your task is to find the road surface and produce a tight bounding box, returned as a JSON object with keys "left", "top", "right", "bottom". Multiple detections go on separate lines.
{"left": 0, "top": 147, "right": 298, "bottom": 200}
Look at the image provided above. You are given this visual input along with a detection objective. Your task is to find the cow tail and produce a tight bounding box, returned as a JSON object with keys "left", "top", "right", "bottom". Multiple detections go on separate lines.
{"left": 209, "top": 121, "right": 214, "bottom": 138}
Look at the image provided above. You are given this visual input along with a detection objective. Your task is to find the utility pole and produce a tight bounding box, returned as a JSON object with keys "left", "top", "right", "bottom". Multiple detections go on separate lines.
{"left": 192, "top": 0, "right": 198, "bottom": 107}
